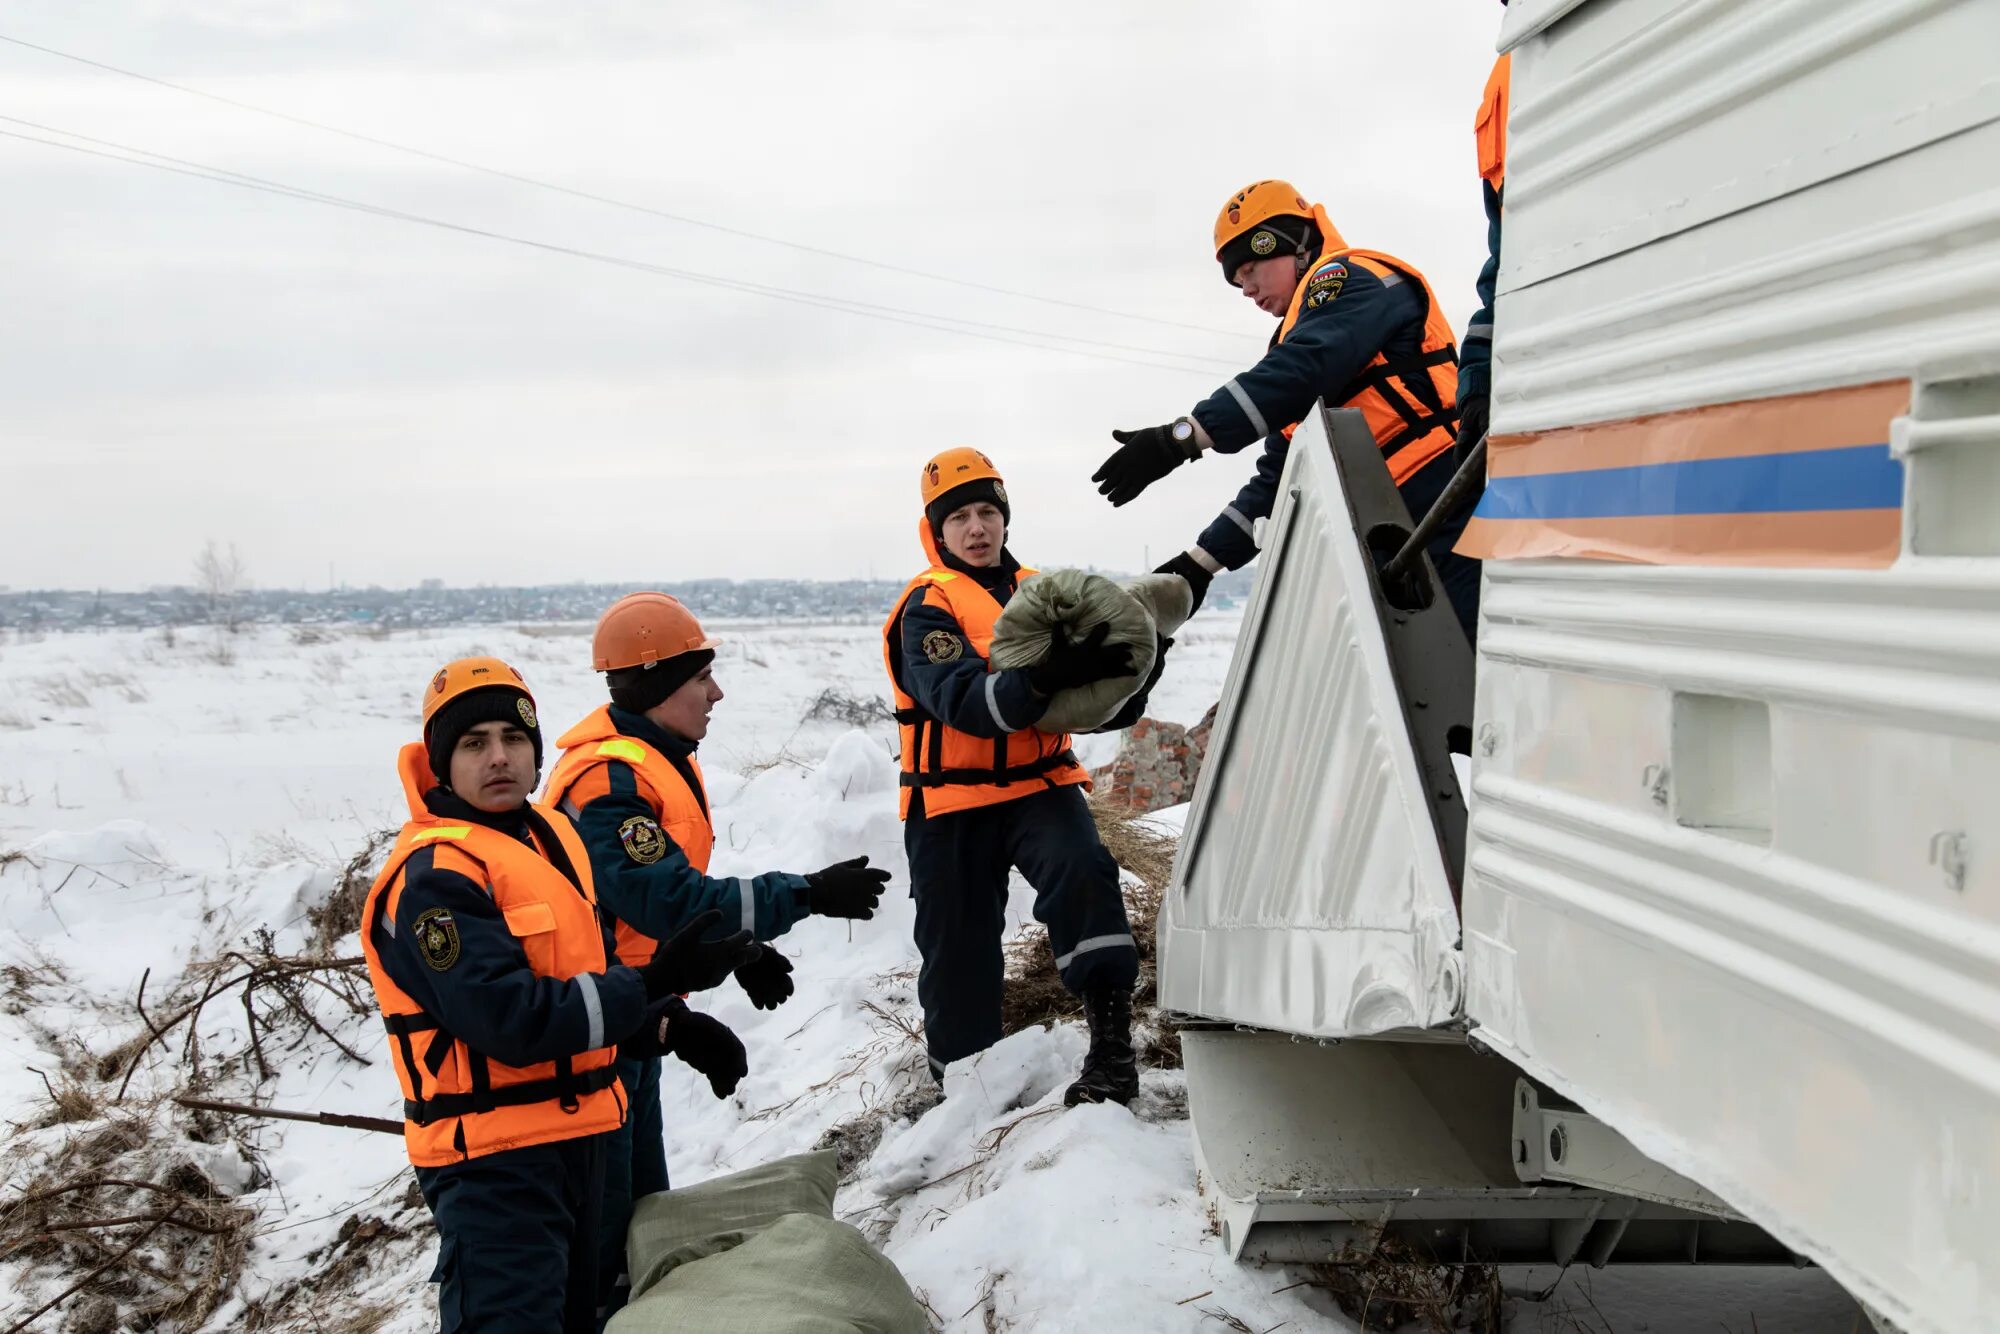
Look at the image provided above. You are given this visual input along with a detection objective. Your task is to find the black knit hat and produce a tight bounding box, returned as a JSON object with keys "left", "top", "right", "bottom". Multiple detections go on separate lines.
{"left": 606, "top": 648, "right": 716, "bottom": 715}
{"left": 925, "top": 477, "right": 1011, "bottom": 538}
{"left": 1218, "top": 215, "right": 1321, "bottom": 286}
{"left": 425, "top": 684, "right": 543, "bottom": 783}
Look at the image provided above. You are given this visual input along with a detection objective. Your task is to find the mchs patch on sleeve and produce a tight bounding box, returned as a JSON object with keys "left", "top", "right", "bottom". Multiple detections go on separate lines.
{"left": 619, "top": 815, "right": 667, "bottom": 865}
{"left": 921, "top": 630, "right": 965, "bottom": 664}
{"left": 1303, "top": 258, "right": 1347, "bottom": 310}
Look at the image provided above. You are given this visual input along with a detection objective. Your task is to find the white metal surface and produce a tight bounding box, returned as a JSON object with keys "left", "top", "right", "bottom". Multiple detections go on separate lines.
{"left": 1493, "top": 0, "right": 2000, "bottom": 435}
{"left": 1464, "top": 2, "right": 2000, "bottom": 1330}
{"left": 1155, "top": 407, "right": 1462, "bottom": 1038}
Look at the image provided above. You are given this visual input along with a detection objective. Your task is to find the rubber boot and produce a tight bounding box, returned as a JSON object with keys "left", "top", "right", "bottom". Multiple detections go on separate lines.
{"left": 1063, "top": 987, "right": 1138, "bottom": 1107}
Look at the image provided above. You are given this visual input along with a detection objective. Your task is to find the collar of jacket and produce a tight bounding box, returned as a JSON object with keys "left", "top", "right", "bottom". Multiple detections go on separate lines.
{"left": 422, "top": 785, "right": 534, "bottom": 845}
{"left": 607, "top": 704, "right": 699, "bottom": 761}
{"left": 939, "top": 545, "right": 1022, "bottom": 595}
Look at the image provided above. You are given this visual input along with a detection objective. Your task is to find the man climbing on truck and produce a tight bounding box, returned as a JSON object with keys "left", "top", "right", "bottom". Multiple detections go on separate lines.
{"left": 1093, "top": 180, "right": 1481, "bottom": 637}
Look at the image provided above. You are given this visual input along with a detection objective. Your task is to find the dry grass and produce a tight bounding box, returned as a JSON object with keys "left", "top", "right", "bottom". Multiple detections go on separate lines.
{"left": 307, "top": 829, "right": 398, "bottom": 954}
{"left": 30, "top": 674, "right": 88, "bottom": 709}
{"left": 1299, "top": 1237, "right": 1505, "bottom": 1333}
{"left": 0, "top": 1105, "right": 257, "bottom": 1333}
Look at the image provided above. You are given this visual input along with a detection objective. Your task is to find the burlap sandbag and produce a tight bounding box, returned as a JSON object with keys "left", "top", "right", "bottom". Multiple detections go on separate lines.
{"left": 988, "top": 569, "right": 1193, "bottom": 733}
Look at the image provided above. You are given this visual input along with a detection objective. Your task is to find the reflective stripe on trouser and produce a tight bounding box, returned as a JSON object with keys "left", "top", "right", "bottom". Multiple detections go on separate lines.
{"left": 905, "top": 784, "right": 1139, "bottom": 1071}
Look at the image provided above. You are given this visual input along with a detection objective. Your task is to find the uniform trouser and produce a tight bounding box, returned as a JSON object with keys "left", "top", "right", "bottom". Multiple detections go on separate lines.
{"left": 1398, "top": 447, "right": 1483, "bottom": 643}
{"left": 596, "top": 1055, "right": 670, "bottom": 1320}
{"left": 905, "top": 783, "right": 1140, "bottom": 1076}
{"left": 416, "top": 1131, "right": 606, "bottom": 1334}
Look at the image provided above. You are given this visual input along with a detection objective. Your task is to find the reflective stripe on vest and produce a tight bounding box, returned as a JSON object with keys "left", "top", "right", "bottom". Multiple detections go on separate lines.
{"left": 1279, "top": 245, "right": 1462, "bottom": 485}
{"left": 358, "top": 783, "right": 624, "bottom": 1168}
{"left": 544, "top": 704, "right": 715, "bottom": 967}
{"left": 880, "top": 565, "right": 1089, "bottom": 820}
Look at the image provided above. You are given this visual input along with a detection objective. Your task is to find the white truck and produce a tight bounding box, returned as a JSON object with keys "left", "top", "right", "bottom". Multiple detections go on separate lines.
{"left": 1155, "top": 2, "right": 2000, "bottom": 1331}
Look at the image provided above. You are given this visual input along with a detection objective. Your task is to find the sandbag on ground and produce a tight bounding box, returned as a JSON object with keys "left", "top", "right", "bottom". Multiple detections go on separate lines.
{"left": 610, "top": 1149, "right": 926, "bottom": 1334}
{"left": 989, "top": 569, "right": 1193, "bottom": 733}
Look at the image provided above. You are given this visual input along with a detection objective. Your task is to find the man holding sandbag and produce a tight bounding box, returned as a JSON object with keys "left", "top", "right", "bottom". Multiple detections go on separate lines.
{"left": 881, "top": 447, "right": 1142, "bottom": 1106}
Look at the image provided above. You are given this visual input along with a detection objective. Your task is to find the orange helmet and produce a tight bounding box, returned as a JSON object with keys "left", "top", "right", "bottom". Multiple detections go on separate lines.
{"left": 422, "top": 655, "right": 533, "bottom": 727}
{"left": 1214, "top": 179, "right": 1318, "bottom": 285}
{"left": 592, "top": 592, "right": 720, "bottom": 672}
{"left": 920, "top": 447, "right": 1005, "bottom": 510}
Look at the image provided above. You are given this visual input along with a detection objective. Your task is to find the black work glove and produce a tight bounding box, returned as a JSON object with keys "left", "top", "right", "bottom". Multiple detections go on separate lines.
{"left": 655, "top": 998, "right": 749, "bottom": 1099}
{"left": 638, "top": 908, "right": 760, "bottom": 1000}
{"left": 1095, "top": 634, "right": 1172, "bottom": 734}
{"left": 1155, "top": 551, "right": 1213, "bottom": 614}
{"left": 734, "top": 944, "right": 795, "bottom": 1010}
{"left": 1027, "top": 622, "right": 1135, "bottom": 697}
{"left": 805, "top": 856, "right": 890, "bottom": 920}
{"left": 617, "top": 997, "right": 681, "bottom": 1060}
{"left": 1453, "top": 393, "right": 1489, "bottom": 467}
{"left": 1093, "top": 423, "right": 1199, "bottom": 507}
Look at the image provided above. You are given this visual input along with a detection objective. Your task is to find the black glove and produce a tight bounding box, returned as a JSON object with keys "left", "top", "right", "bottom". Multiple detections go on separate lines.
{"left": 1027, "top": 622, "right": 1135, "bottom": 697}
{"left": 654, "top": 998, "right": 749, "bottom": 1099}
{"left": 1096, "top": 634, "right": 1172, "bottom": 734}
{"left": 1453, "top": 393, "right": 1489, "bottom": 467}
{"left": 805, "top": 857, "right": 890, "bottom": 920}
{"left": 617, "top": 997, "right": 681, "bottom": 1060}
{"left": 638, "top": 908, "right": 760, "bottom": 1000}
{"left": 1093, "top": 423, "right": 1198, "bottom": 507}
{"left": 734, "top": 944, "right": 795, "bottom": 1010}
{"left": 1155, "top": 552, "right": 1213, "bottom": 614}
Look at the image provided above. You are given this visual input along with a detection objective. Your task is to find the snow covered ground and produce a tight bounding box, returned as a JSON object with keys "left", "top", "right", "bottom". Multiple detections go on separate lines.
{"left": 0, "top": 614, "right": 1864, "bottom": 1331}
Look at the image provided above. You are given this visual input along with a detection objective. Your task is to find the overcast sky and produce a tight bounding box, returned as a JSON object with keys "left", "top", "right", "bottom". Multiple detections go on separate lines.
{"left": 3, "top": 1, "right": 1505, "bottom": 592}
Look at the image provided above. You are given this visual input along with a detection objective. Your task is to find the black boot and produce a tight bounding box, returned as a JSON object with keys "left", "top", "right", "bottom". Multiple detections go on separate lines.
{"left": 1064, "top": 987, "right": 1138, "bottom": 1107}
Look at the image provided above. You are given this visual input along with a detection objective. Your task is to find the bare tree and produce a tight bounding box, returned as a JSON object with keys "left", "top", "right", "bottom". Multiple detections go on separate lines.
{"left": 193, "top": 540, "right": 249, "bottom": 633}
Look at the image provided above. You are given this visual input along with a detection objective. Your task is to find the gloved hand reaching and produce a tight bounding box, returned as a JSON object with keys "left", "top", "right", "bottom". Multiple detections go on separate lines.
{"left": 1453, "top": 394, "right": 1488, "bottom": 467}
{"left": 1155, "top": 552, "right": 1213, "bottom": 614}
{"left": 734, "top": 944, "right": 795, "bottom": 1010}
{"left": 1093, "top": 422, "right": 1199, "bottom": 507}
{"left": 806, "top": 857, "right": 890, "bottom": 920}
{"left": 1027, "top": 622, "right": 1135, "bottom": 697}
{"left": 638, "top": 908, "right": 760, "bottom": 999}
{"left": 623, "top": 998, "right": 747, "bottom": 1099}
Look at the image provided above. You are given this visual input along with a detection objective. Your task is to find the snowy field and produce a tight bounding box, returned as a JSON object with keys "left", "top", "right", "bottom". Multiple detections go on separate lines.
{"left": 0, "top": 614, "right": 1864, "bottom": 1332}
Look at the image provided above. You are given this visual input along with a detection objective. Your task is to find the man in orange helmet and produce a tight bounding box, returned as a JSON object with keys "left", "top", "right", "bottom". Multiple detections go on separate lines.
{"left": 1093, "top": 180, "right": 1481, "bottom": 637}
{"left": 359, "top": 657, "right": 757, "bottom": 1332}
{"left": 884, "top": 448, "right": 1143, "bottom": 1106}
{"left": 545, "top": 594, "right": 891, "bottom": 1317}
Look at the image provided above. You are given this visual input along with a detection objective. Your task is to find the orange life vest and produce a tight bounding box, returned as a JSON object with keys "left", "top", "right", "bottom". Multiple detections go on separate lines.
{"left": 544, "top": 705, "right": 716, "bottom": 967}
{"left": 1275, "top": 205, "right": 1461, "bottom": 486}
{"left": 1477, "top": 53, "right": 1510, "bottom": 193}
{"left": 360, "top": 743, "right": 625, "bottom": 1167}
{"left": 883, "top": 521, "right": 1090, "bottom": 820}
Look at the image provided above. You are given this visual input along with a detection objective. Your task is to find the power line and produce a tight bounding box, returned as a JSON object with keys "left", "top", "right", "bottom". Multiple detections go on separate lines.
{"left": 0, "top": 118, "right": 1235, "bottom": 378}
{"left": 0, "top": 30, "right": 1239, "bottom": 341}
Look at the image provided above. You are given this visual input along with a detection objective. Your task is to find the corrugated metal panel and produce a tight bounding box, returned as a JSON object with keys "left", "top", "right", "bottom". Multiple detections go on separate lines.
{"left": 1493, "top": 0, "right": 2000, "bottom": 435}
{"left": 1464, "top": 2, "right": 2000, "bottom": 1329}
{"left": 1155, "top": 407, "right": 1461, "bottom": 1038}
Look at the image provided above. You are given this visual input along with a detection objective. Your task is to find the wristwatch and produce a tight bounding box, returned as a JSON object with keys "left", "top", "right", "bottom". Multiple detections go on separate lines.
{"left": 1170, "top": 416, "right": 1201, "bottom": 458}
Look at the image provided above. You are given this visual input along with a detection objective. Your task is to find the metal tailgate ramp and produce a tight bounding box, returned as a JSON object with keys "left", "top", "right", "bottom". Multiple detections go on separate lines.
{"left": 1156, "top": 403, "right": 1469, "bottom": 1041}
{"left": 1156, "top": 406, "right": 1792, "bottom": 1269}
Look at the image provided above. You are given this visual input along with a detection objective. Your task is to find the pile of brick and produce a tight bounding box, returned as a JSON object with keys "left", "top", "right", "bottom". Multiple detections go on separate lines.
{"left": 1092, "top": 703, "right": 1219, "bottom": 814}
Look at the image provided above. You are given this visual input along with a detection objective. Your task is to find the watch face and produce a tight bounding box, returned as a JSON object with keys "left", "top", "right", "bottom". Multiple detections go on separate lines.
{"left": 1171, "top": 420, "right": 1194, "bottom": 442}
